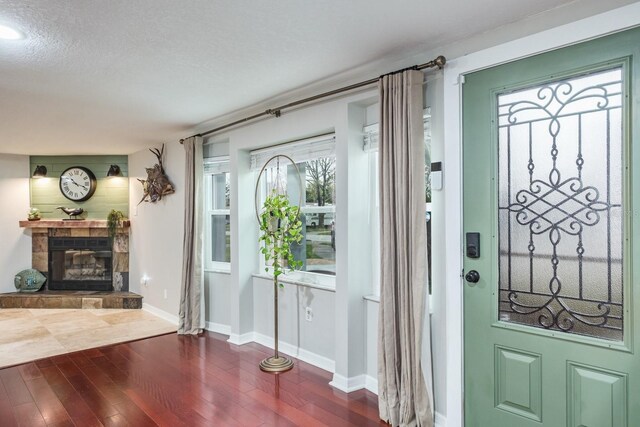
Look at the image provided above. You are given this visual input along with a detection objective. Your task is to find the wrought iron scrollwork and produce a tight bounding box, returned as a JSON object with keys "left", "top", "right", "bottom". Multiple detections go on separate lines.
{"left": 498, "top": 68, "right": 624, "bottom": 340}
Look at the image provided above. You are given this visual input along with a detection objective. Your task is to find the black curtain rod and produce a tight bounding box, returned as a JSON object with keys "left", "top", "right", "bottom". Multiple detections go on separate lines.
{"left": 180, "top": 55, "right": 446, "bottom": 143}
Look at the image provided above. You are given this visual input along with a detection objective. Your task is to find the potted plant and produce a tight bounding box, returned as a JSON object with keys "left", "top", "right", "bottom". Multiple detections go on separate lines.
{"left": 257, "top": 189, "right": 303, "bottom": 372}
{"left": 27, "top": 207, "right": 41, "bottom": 221}
{"left": 259, "top": 190, "right": 303, "bottom": 280}
{"left": 107, "top": 209, "right": 126, "bottom": 241}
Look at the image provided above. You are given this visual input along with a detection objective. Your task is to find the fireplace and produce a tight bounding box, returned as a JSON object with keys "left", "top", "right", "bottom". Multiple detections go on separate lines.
{"left": 18, "top": 220, "right": 130, "bottom": 292}
{"left": 48, "top": 237, "right": 113, "bottom": 291}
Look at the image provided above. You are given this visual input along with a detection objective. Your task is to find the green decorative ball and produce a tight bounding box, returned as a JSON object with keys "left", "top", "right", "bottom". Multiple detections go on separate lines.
{"left": 14, "top": 269, "right": 47, "bottom": 292}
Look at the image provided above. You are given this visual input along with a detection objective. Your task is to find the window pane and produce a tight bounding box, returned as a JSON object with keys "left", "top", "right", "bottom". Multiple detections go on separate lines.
{"left": 211, "top": 172, "right": 230, "bottom": 210}
{"left": 497, "top": 67, "right": 624, "bottom": 341}
{"left": 304, "top": 158, "right": 335, "bottom": 208}
{"left": 211, "top": 214, "right": 231, "bottom": 263}
{"left": 302, "top": 157, "right": 336, "bottom": 275}
{"left": 302, "top": 212, "right": 336, "bottom": 275}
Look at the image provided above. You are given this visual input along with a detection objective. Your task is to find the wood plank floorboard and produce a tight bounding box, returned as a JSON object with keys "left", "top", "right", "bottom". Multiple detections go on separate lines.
{"left": 0, "top": 331, "right": 386, "bottom": 426}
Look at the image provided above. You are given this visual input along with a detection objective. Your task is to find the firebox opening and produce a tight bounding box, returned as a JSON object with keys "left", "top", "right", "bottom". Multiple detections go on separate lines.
{"left": 48, "top": 237, "right": 113, "bottom": 291}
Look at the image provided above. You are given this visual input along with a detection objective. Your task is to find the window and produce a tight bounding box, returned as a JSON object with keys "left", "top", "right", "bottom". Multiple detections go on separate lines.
{"left": 252, "top": 134, "right": 336, "bottom": 282}
{"left": 204, "top": 156, "right": 231, "bottom": 270}
{"left": 301, "top": 157, "right": 336, "bottom": 275}
{"left": 365, "top": 109, "right": 432, "bottom": 295}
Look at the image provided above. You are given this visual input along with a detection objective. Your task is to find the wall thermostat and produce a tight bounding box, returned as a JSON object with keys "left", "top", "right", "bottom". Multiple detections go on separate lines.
{"left": 431, "top": 162, "right": 442, "bottom": 190}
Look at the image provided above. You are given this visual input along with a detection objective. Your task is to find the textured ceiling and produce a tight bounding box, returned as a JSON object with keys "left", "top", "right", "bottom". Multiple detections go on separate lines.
{"left": 0, "top": 0, "right": 633, "bottom": 154}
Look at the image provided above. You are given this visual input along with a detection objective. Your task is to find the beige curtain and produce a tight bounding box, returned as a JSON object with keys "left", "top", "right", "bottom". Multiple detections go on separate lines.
{"left": 178, "top": 136, "right": 205, "bottom": 335}
{"left": 378, "top": 70, "right": 434, "bottom": 426}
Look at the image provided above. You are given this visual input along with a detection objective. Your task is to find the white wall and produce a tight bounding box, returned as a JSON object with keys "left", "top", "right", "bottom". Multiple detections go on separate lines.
{"left": 205, "top": 271, "right": 231, "bottom": 331}
{"left": 253, "top": 277, "right": 335, "bottom": 370}
{"left": 0, "top": 154, "right": 31, "bottom": 293}
{"left": 228, "top": 149, "right": 257, "bottom": 342}
{"left": 331, "top": 100, "right": 373, "bottom": 390}
{"left": 128, "top": 143, "right": 185, "bottom": 317}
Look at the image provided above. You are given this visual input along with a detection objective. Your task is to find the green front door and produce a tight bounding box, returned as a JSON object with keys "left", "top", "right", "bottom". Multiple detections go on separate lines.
{"left": 463, "top": 27, "right": 640, "bottom": 426}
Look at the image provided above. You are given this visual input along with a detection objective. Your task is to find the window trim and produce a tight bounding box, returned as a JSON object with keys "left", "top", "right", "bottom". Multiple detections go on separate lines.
{"left": 250, "top": 133, "right": 335, "bottom": 169}
{"left": 204, "top": 159, "right": 231, "bottom": 272}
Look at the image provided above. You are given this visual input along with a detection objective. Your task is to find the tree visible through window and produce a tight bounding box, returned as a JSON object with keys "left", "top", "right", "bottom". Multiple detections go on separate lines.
{"left": 305, "top": 158, "right": 335, "bottom": 229}
{"left": 301, "top": 157, "right": 336, "bottom": 275}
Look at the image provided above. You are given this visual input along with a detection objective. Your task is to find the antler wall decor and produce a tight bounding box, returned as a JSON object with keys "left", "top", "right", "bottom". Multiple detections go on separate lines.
{"left": 137, "top": 144, "right": 175, "bottom": 204}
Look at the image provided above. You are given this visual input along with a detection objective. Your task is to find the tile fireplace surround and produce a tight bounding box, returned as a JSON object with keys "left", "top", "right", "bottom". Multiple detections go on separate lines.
{"left": 18, "top": 220, "right": 130, "bottom": 293}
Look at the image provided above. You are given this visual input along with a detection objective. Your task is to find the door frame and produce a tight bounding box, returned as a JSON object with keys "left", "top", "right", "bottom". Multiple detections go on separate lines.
{"left": 441, "top": 5, "right": 640, "bottom": 426}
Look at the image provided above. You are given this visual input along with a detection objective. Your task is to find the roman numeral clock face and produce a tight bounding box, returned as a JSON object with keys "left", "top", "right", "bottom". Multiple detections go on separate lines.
{"left": 59, "top": 166, "right": 97, "bottom": 202}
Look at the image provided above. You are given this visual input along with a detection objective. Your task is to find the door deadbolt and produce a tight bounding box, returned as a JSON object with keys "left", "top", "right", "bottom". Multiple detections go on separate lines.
{"left": 466, "top": 232, "right": 480, "bottom": 258}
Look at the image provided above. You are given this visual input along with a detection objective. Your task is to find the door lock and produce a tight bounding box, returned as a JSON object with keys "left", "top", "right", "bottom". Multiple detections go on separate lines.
{"left": 466, "top": 232, "right": 480, "bottom": 258}
{"left": 465, "top": 270, "right": 480, "bottom": 283}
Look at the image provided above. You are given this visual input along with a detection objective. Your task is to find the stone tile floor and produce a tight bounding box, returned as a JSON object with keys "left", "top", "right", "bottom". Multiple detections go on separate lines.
{"left": 0, "top": 308, "right": 176, "bottom": 368}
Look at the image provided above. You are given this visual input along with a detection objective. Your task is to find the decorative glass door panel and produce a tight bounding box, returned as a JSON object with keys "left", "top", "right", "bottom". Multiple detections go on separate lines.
{"left": 497, "top": 67, "right": 624, "bottom": 340}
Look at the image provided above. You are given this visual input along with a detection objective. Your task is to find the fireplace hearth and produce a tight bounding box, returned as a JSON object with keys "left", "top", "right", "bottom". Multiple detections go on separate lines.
{"left": 49, "top": 237, "right": 113, "bottom": 291}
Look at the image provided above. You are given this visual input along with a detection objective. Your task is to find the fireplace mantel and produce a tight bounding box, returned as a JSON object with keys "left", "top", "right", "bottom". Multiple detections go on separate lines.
{"left": 19, "top": 220, "right": 131, "bottom": 229}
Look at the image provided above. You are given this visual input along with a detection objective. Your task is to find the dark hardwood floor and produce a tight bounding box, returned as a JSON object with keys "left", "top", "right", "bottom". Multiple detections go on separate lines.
{"left": 0, "top": 331, "right": 385, "bottom": 426}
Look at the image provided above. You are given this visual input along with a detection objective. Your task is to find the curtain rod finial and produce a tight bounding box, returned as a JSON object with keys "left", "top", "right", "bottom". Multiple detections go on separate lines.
{"left": 179, "top": 139, "right": 184, "bottom": 144}
{"left": 435, "top": 55, "right": 446, "bottom": 69}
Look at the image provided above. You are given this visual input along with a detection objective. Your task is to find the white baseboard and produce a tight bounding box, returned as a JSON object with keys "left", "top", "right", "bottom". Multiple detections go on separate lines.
{"left": 252, "top": 332, "right": 335, "bottom": 373}
{"left": 227, "top": 331, "right": 256, "bottom": 345}
{"left": 205, "top": 321, "right": 231, "bottom": 335}
{"left": 142, "top": 303, "right": 178, "bottom": 325}
{"left": 329, "top": 373, "right": 368, "bottom": 393}
{"left": 357, "top": 376, "right": 445, "bottom": 427}
{"left": 365, "top": 375, "right": 378, "bottom": 395}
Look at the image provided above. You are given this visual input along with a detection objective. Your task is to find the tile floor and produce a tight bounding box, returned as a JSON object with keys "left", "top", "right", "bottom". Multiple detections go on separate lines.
{"left": 0, "top": 308, "right": 176, "bottom": 368}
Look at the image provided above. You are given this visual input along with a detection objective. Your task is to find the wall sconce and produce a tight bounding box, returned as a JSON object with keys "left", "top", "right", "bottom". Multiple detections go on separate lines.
{"left": 107, "top": 164, "right": 121, "bottom": 177}
{"left": 32, "top": 165, "right": 47, "bottom": 178}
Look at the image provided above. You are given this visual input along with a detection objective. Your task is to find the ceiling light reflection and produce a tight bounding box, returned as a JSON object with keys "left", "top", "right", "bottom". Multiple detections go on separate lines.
{"left": 0, "top": 24, "right": 24, "bottom": 40}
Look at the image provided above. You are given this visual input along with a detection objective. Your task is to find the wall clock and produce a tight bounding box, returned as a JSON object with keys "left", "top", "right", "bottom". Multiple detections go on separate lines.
{"left": 59, "top": 166, "right": 97, "bottom": 202}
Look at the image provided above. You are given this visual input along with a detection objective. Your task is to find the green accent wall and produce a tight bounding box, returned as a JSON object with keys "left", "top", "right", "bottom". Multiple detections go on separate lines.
{"left": 30, "top": 156, "right": 129, "bottom": 219}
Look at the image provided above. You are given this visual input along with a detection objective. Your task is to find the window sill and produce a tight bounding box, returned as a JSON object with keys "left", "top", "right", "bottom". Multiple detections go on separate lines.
{"left": 252, "top": 272, "right": 336, "bottom": 292}
{"left": 205, "top": 268, "right": 231, "bottom": 275}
